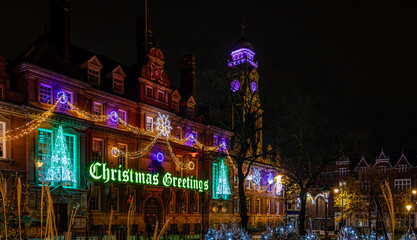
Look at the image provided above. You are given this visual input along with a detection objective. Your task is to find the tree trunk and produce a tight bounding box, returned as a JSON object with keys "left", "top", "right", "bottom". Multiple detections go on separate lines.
{"left": 237, "top": 163, "right": 249, "bottom": 230}
{"left": 299, "top": 187, "right": 307, "bottom": 236}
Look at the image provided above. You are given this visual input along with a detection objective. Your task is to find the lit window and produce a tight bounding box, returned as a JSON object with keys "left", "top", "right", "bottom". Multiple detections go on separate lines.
{"left": 256, "top": 199, "right": 261, "bottom": 214}
{"left": 90, "top": 186, "right": 100, "bottom": 211}
{"left": 276, "top": 202, "right": 280, "bottom": 215}
{"left": 92, "top": 138, "right": 104, "bottom": 163}
{"left": 146, "top": 86, "right": 153, "bottom": 97}
{"left": 113, "top": 77, "right": 124, "bottom": 93}
{"left": 59, "top": 90, "right": 73, "bottom": 109}
{"left": 394, "top": 179, "right": 411, "bottom": 190}
{"left": 246, "top": 178, "right": 251, "bottom": 189}
{"left": 157, "top": 90, "right": 165, "bottom": 102}
{"left": 117, "top": 143, "right": 127, "bottom": 169}
{"left": 146, "top": 116, "right": 153, "bottom": 132}
{"left": 339, "top": 167, "right": 346, "bottom": 176}
{"left": 37, "top": 129, "right": 53, "bottom": 182}
{"left": 40, "top": 83, "right": 52, "bottom": 104}
{"left": 176, "top": 127, "right": 182, "bottom": 140}
{"left": 399, "top": 164, "right": 407, "bottom": 173}
{"left": 110, "top": 188, "right": 119, "bottom": 211}
{"left": 266, "top": 199, "right": 270, "bottom": 214}
{"left": 88, "top": 68, "right": 100, "bottom": 85}
{"left": 63, "top": 133, "right": 77, "bottom": 187}
{"left": 0, "top": 121, "right": 5, "bottom": 158}
{"left": 93, "top": 102, "right": 103, "bottom": 116}
{"left": 118, "top": 109, "right": 127, "bottom": 122}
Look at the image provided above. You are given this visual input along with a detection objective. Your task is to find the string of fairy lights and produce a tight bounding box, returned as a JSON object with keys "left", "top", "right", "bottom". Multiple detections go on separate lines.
{"left": 0, "top": 92, "right": 282, "bottom": 190}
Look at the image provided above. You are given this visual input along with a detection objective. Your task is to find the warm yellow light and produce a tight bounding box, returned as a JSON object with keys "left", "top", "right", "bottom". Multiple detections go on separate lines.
{"left": 334, "top": 188, "right": 339, "bottom": 194}
{"left": 413, "top": 190, "right": 417, "bottom": 195}
{"left": 407, "top": 205, "right": 412, "bottom": 211}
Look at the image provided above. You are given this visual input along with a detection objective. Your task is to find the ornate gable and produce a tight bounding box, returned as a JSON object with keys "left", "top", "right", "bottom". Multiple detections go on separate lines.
{"left": 395, "top": 151, "right": 412, "bottom": 168}
{"left": 141, "top": 47, "right": 170, "bottom": 87}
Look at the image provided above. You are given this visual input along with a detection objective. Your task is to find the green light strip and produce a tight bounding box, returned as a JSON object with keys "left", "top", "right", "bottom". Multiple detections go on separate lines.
{"left": 89, "top": 162, "right": 209, "bottom": 192}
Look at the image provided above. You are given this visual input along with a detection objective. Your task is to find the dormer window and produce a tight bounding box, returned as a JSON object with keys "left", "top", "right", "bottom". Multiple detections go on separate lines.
{"left": 88, "top": 68, "right": 100, "bottom": 85}
{"left": 172, "top": 100, "right": 179, "bottom": 112}
{"left": 113, "top": 77, "right": 124, "bottom": 94}
{"left": 112, "top": 66, "right": 126, "bottom": 94}
{"left": 399, "top": 164, "right": 407, "bottom": 173}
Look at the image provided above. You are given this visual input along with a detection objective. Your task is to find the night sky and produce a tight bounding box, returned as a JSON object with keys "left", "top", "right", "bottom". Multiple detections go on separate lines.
{"left": 1, "top": 1, "right": 417, "bottom": 160}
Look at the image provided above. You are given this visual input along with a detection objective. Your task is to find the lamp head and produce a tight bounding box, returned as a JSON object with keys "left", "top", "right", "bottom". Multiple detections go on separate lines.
{"left": 407, "top": 205, "right": 412, "bottom": 211}
{"left": 190, "top": 147, "right": 199, "bottom": 158}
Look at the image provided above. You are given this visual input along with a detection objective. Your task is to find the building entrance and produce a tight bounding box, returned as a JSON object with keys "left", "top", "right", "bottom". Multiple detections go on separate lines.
{"left": 53, "top": 203, "right": 68, "bottom": 234}
{"left": 144, "top": 198, "right": 161, "bottom": 234}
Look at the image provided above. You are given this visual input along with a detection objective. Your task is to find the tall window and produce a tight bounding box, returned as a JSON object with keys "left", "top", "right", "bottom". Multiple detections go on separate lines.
{"left": 212, "top": 163, "right": 219, "bottom": 199}
{"left": 157, "top": 91, "right": 164, "bottom": 102}
{"left": 93, "top": 102, "right": 103, "bottom": 116}
{"left": 40, "top": 83, "right": 52, "bottom": 104}
{"left": 146, "top": 86, "right": 153, "bottom": 97}
{"left": 169, "top": 193, "right": 175, "bottom": 213}
{"left": 213, "top": 136, "right": 218, "bottom": 147}
{"left": 90, "top": 186, "right": 100, "bottom": 211}
{"left": 110, "top": 188, "right": 119, "bottom": 211}
{"left": 182, "top": 194, "right": 188, "bottom": 213}
{"left": 118, "top": 109, "right": 127, "bottom": 122}
{"left": 339, "top": 167, "right": 346, "bottom": 176}
{"left": 176, "top": 127, "right": 182, "bottom": 139}
{"left": 113, "top": 77, "right": 124, "bottom": 93}
{"left": 399, "top": 164, "right": 407, "bottom": 173}
{"left": 117, "top": 144, "right": 127, "bottom": 169}
{"left": 37, "top": 129, "right": 53, "bottom": 181}
{"left": 0, "top": 122, "right": 5, "bottom": 158}
{"left": 234, "top": 197, "right": 239, "bottom": 213}
{"left": 256, "top": 199, "right": 261, "bottom": 214}
{"left": 266, "top": 199, "right": 271, "bottom": 214}
{"left": 146, "top": 116, "right": 153, "bottom": 132}
{"left": 183, "top": 223, "right": 190, "bottom": 234}
{"left": 92, "top": 138, "right": 104, "bottom": 162}
{"left": 193, "top": 196, "right": 199, "bottom": 213}
{"left": 276, "top": 202, "right": 280, "bottom": 215}
{"left": 88, "top": 68, "right": 100, "bottom": 85}
{"left": 63, "top": 133, "right": 76, "bottom": 187}
{"left": 247, "top": 198, "right": 251, "bottom": 214}
{"left": 246, "top": 178, "right": 251, "bottom": 189}
{"left": 59, "top": 91, "right": 73, "bottom": 109}
{"left": 194, "top": 223, "right": 201, "bottom": 234}
{"left": 394, "top": 179, "right": 411, "bottom": 190}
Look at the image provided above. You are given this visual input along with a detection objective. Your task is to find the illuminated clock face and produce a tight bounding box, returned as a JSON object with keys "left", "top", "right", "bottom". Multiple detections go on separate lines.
{"left": 230, "top": 80, "right": 240, "bottom": 92}
{"left": 251, "top": 81, "right": 257, "bottom": 92}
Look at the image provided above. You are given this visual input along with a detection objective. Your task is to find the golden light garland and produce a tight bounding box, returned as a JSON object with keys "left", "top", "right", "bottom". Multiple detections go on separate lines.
{"left": 0, "top": 101, "right": 59, "bottom": 142}
{"left": 68, "top": 102, "right": 109, "bottom": 122}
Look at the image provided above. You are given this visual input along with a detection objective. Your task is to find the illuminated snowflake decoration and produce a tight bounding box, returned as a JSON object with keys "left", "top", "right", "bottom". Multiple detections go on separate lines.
{"left": 155, "top": 112, "right": 173, "bottom": 137}
{"left": 252, "top": 167, "right": 261, "bottom": 188}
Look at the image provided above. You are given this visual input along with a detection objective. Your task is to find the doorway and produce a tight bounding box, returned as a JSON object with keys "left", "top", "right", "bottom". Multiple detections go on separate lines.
{"left": 144, "top": 198, "right": 162, "bottom": 234}
{"left": 53, "top": 203, "right": 68, "bottom": 234}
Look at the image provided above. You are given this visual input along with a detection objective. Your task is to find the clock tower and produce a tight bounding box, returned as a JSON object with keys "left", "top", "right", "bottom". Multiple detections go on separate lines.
{"left": 228, "top": 27, "right": 263, "bottom": 154}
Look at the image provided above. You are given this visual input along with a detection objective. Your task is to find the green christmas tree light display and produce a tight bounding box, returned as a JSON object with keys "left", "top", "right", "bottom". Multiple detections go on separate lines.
{"left": 45, "top": 125, "right": 77, "bottom": 183}
{"left": 216, "top": 159, "right": 231, "bottom": 197}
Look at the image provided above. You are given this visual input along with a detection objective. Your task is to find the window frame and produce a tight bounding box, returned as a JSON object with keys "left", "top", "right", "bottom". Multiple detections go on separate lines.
{"left": 39, "top": 83, "right": 53, "bottom": 105}
{"left": 266, "top": 199, "right": 271, "bottom": 214}
{"left": 176, "top": 127, "right": 182, "bottom": 140}
{"left": 110, "top": 188, "right": 119, "bottom": 211}
{"left": 93, "top": 102, "right": 104, "bottom": 116}
{"left": 399, "top": 164, "right": 407, "bottom": 173}
{"left": 117, "top": 143, "right": 128, "bottom": 169}
{"left": 90, "top": 186, "right": 101, "bottom": 211}
{"left": 113, "top": 76, "right": 124, "bottom": 94}
{"left": 157, "top": 90, "right": 165, "bottom": 102}
{"left": 59, "top": 90, "right": 73, "bottom": 110}
{"left": 146, "top": 86, "right": 153, "bottom": 98}
{"left": 256, "top": 199, "right": 261, "bottom": 214}
{"left": 0, "top": 121, "right": 5, "bottom": 158}
{"left": 92, "top": 138, "right": 104, "bottom": 163}
{"left": 118, "top": 109, "right": 127, "bottom": 122}
{"left": 88, "top": 68, "right": 100, "bottom": 85}
{"left": 146, "top": 116, "right": 154, "bottom": 132}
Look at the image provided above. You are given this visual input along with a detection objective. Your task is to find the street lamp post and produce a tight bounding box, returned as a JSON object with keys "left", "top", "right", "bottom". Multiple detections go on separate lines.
{"left": 322, "top": 185, "right": 331, "bottom": 240}
{"left": 407, "top": 205, "right": 412, "bottom": 230}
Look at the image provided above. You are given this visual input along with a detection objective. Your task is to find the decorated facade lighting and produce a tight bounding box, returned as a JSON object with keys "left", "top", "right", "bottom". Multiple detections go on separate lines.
{"left": 110, "top": 111, "right": 119, "bottom": 123}
{"left": 68, "top": 102, "right": 109, "bottom": 122}
{"left": 57, "top": 91, "right": 68, "bottom": 104}
{"left": 156, "top": 152, "right": 164, "bottom": 163}
{"left": 111, "top": 147, "right": 120, "bottom": 158}
{"left": 154, "top": 112, "right": 172, "bottom": 137}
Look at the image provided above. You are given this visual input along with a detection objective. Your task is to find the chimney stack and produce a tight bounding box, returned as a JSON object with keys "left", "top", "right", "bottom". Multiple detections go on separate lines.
{"left": 51, "top": 0, "right": 70, "bottom": 62}
{"left": 180, "top": 54, "right": 196, "bottom": 98}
